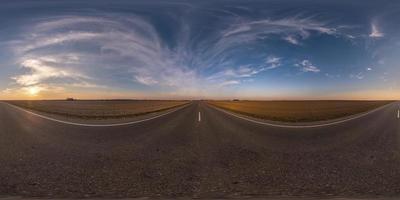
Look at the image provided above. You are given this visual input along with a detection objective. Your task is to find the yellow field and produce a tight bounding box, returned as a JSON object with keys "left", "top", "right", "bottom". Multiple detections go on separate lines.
{"left": 208, "top": 100, "right": 393, "bottom": 122}
{"left": 7, "top": 100, "right": 189, "bottom": 119}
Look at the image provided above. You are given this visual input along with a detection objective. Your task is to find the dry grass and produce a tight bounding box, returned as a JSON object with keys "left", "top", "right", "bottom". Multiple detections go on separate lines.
{"left": 7, "top": 100, "right": 189, "bottom": 119}
{"left": 208, "top": 100, "right": 393, "bottom": 122}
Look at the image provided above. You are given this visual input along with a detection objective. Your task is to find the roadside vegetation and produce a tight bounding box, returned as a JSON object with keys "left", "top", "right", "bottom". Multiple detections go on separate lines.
{"left": 6, "top": 100, "right": 189, "bottom": 119}
{"left": 208, "top": 100, "right": 393, "bottom": 122}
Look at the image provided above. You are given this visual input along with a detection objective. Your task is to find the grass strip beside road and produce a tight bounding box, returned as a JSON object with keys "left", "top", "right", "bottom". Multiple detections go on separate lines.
{"left": 208, "top": 100, "right": 393, "bottom": 123}
{"left": 6, "top": 100, "right": 190, "bottom": 120}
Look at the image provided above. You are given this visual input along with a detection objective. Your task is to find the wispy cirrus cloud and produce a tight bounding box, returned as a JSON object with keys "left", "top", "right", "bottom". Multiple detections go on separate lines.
{"left": 265, "top": 56, "right": 282, "bottom": 69}
{"left": 220, "top": 16, "right": 338, "bottom": 46}
{"left": 369, "top": 22, "right": 384, "bottom": 38}
{"left": 14, "top": 32, "right": 102, "bottom": 54}
{"left": 8, "top": 15, "right": 200, "bottom": 96}
{"left": 199, "top": 15, "right": 345, "bottom": 83}
{"left": 350, "top": 72, "right": 364, "bottom": 80}
{"left": 295, "top": 60, "right": 320, "bottom": 73}
{"left": 5, "top": 11, "right": 352, "bottom": 98}
{"left": 219, "top": 80, "right": 240, "bottom": 87}
{"left": 283, "top": 35, "right": 300, "bottom": 45}
{"left": 207, "top": 65, "right": 263, "bottom": 81}
{"left": 12, "top": 58, "right": 86, "bottom": 86}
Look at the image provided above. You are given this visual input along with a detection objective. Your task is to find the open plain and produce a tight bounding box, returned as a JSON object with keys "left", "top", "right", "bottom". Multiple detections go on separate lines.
{"left": 208, "top": 100, "right": 393, "bottom": 122}
{"left": 5, "top": 100, "right": 189, "bottom": 120}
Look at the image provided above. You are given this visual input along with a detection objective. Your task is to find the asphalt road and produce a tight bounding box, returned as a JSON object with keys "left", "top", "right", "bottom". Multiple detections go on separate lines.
{"left": 0, "top": 101, "right": 400, "bottom": 199}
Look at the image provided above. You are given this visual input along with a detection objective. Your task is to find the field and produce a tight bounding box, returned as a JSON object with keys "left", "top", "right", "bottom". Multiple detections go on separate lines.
{"left": 208, "top": 100, "right": 393, "bottom": 122}
{"left": 6, "top": 100, "right": 189, "bottom": 119}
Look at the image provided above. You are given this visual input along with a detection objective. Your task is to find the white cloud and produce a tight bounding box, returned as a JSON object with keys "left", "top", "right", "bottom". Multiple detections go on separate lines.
{"left": 33, "top": 16, "right": 117, "bottom": 32}
{"left": 325, "top": 73, "right": 340, "bottom": 78}
{"left": 13, "top": 59, "right": 76, "bottom": 86}
{"left": 223, "top": 24, "right": 251, "bottom": 37}
{"left": 14, "top": 32, "right": 102, "bottom": 54}
{"left": 222, "top": 17, "right": 337, "bottom": 38}
{"left": 202, "top": 16, "right": 344, "bottom": 77}
{"left": 2, "top": 88, "right": 12, "bottom": 94}
{"left": 134, "top": 75, "right": 159, "bottom": 85}
{"left": 9, "top": 15, "right": 201, "bottom": 95}
{"left": 205, "top": 63, "right": 271, "bottom": 89}
{"left": 208, "top": 64, "right": 268, "bottom": 82}
{"left": 69, "top": 82, "right": 105, "bottom": 88}
{"left": 366, "top": 67, "right": 372, "bottom": 71}
{"left": 369, "top": 22, "right": 384, "bottom": 38}
{"left": 220, "top": 16, "right": 339, "bottom": 46}
{"left": 6, "top": 14, "right": 350, "bottom": 97}
{"left": 350, "top": 72, "right": 364, "bottom": 80}
{"left": 283, "top": 35, "right": 300, "bottom": 45}
{"left": 219, "top": 80, "right": 240, "bottom": 87}
{"left": 296, "top": 60, "right": 320, "bottom": 73}
{"left": 265, "top": 56, "right": 282, "bottom": 69}
{"left": 206, "top": 56, "right": 281, "bottom": 85}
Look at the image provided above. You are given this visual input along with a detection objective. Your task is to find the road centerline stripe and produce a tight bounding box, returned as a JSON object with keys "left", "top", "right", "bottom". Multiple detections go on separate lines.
{"left": 397, "top": 109, "right": 399, "bottom": 119}
{"left": 198, "top": 111, "right": 201, "bottom": 122}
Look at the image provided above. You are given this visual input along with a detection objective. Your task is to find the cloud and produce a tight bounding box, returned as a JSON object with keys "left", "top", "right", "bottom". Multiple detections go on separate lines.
{"left": 12, "top": 58, "right": 87, "bottom": 86}
{"left": 8, "top": 15, "right": 201, "bottom": 96}
{"left": 369, "top": 22, "right": 384, "bottom": 38}
{"left": 2, "top": 88, "right": 12, "bottom": 94}
{"left": 265, "top": 56, "right": 282, "bottom": 69}
{"left": 295, "top": 60, "right": 320, "bottom": 73}
{"left": 134, "top": 75, "right": 159, "bottom": 85}
{"left": 5, "top": 12, "right": 352, "bottom": 97}
{"left": 219, "top": 80, "right": 240, "bottom": 87}
{"left": 220, "top": 16, "right": 339, "bottom": 49}
{"left": 2, "top": 84, "right": 65, "bottom": 97}
{"left": 222, "top": 17, "right": 337, "bottom": 38}
{"left": 283, "top": 35, "right": 300, "bottom": 45}
{"left": 206, "top": 57, "right": 284, "bottom": 87}
{"left": 201, "top": 16, "right": 345, "bottom": 77}
{"left": 208, "top": 65, "right": 260, "bottom": 80}
{"left": 14, "top": 32, "right": 102, "bottom": 53}
{"left": 325, "top": 73, "right": 340, "bottom": 78}
{"left": 366, "top": 67, "right": 372, "bottom": 71}
{"left": 350, "top": 72, "right": 364, "bottom": 80}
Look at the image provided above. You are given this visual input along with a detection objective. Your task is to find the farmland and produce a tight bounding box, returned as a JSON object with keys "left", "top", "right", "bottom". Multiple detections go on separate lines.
{"left": 6, "top": 100, "right": 189, "bottom": 119}
{"left": 208, "top": 100, "right": 393, "bottom": 122}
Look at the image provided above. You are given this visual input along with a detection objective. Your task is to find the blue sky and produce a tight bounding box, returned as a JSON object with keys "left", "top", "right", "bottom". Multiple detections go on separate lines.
{"left": 0, "top": 0, "right": 399, "bottom": 100}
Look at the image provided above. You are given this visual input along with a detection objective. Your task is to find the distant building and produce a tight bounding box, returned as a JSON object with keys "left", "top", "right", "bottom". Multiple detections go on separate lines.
{"left": 66, "top": 98, "right": 75, "bottom": 101}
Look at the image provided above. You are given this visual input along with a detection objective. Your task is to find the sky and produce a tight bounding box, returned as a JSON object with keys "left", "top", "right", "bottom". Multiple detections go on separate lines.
{"left": 0, "top": 0, "right": 399, "bottom": 100}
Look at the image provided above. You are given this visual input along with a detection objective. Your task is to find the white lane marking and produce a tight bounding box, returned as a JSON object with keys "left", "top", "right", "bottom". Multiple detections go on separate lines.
{"left": 1, "top": 102, "right": 190, "bottom": 127}
{"left": 210, "top": 103, "right": 393, "bottom": 129}
{"left": 198, "top": 111, "right": 201, "bottom": 122}
{"left": 397, "top": 109, "right": 399, "bottom": 119}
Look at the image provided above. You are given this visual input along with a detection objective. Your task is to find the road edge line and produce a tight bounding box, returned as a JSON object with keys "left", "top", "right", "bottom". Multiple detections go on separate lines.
{"left": 208, "top": 102, "right": 394, "bottom": 128}
{"left": 1, "top": 102, "right": 191, "bottom": 127}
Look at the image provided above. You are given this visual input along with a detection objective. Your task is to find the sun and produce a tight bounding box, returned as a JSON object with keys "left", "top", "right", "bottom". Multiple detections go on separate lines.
{"left": 27, "top": 86, "right": 41, "bottom": 96}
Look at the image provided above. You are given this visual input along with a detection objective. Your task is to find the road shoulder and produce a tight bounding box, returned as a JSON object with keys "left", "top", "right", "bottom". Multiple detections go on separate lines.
{"left": 207, "top": 102, "right": 394, "bottom": 128}
{"left": 1, "top": 102, "right": 191, "bottom": 126}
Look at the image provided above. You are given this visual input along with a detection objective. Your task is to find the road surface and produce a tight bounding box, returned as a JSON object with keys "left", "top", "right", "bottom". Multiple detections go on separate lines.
{"left": 0, "top": 101, "right": 400, "bottom": 198}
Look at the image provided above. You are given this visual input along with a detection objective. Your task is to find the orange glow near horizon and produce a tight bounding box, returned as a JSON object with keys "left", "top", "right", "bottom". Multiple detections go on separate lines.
{"left": 1, "top": 88, "right": 399, "bottom": 101}
{"left": 26, "top": 86, "right": 41, "bottom": 96}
